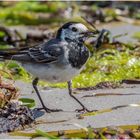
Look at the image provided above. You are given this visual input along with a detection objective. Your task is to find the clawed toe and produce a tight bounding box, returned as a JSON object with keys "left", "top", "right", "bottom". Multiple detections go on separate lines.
{"left": 47, "top": 108, "right": 63, "bottom": 112}
{"left": 75, "top": 108, "right": 97, "bottom": 113}
{"left": 35, "top": 107, "right": 63, "bottom": 113}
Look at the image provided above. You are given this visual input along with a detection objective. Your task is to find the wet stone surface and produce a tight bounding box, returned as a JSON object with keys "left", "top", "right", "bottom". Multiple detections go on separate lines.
{"left": 0, "top": 102, "right": 35, "bottom": 133}
{"left": 1, "top": 81, "right": 140, "bottom": 138}
{"left": 17, "top": 81, "right": 140, "bottom": 129}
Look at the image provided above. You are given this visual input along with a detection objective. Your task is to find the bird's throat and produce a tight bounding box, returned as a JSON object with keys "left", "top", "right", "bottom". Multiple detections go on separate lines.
{"left": 68, "top": 42, "right": 89, "bottom": 69}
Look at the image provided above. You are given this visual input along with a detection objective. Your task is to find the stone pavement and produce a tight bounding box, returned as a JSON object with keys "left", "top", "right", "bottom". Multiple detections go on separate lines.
{"left": 1, "top": 81, "right": 140, "bottom": 138}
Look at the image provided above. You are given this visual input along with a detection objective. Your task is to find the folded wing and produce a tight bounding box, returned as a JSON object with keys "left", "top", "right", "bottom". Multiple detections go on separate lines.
{"left": 0, "top": 39, "right": 64, "bottom": 64}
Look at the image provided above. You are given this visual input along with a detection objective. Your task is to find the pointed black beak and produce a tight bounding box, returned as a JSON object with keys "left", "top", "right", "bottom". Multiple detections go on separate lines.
{"left": 78, "top": 30, "right": 100, "bottom": 43}
{"left": 81, "top": 30, "right": 100, "bottom": 37}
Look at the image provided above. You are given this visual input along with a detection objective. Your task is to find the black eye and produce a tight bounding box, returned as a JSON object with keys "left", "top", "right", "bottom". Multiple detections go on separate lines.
{"left": 72, "top": 27, "right": 78, "bottom": 32}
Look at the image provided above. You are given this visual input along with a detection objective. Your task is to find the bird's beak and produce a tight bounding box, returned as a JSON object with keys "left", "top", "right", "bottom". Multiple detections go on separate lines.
{"left": 81, "top": 30, "right": 100, "bottom": 37}
{"left": 78, "top": 30, "right": 100, "bottom": 42}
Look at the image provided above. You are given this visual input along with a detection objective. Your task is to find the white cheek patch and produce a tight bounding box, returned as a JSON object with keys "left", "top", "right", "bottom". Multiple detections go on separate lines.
{"left": 71, "top": 23, "right": 88, "bottom": 32}
{"left": 60, "top": 23, "right": 88, "bottom": 41}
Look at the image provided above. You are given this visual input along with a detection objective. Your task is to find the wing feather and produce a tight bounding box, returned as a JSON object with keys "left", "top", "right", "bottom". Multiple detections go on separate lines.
{"left": 28, "top": 45, "right": 60, "bottom": 63}
{"left": 0, "top": 39, "right": 65, "bottom": 64}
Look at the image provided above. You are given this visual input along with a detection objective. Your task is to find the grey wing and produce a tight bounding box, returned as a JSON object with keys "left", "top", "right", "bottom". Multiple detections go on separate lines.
{"left": 28, "top": 47, "right": 58, "bottom": 63}
{"left": 0, "top": 40, "right": 64, "bottom": 64}
{"left": 28, "top": 39, "right": 65, "bottom": 63}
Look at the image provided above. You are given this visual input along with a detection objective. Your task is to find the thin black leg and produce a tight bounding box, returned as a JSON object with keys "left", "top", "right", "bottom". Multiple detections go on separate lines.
{"left": 67, "top": 81, "right": 92, "bottom": 112}
{"left": 32, "top": 77, "right": 62, "bottom": 113}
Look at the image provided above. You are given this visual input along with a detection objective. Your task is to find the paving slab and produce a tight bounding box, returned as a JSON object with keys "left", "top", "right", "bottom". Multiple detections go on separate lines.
{"left": 1, "top": 81, "right": 140, "bottom": 138}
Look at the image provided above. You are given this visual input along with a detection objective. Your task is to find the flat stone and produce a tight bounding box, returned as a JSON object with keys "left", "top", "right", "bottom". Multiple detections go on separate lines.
{"left": 1, "top": 82, "right": 140, "bottom": 138}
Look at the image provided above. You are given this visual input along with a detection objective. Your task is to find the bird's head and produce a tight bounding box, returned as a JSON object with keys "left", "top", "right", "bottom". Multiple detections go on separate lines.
{"left": 56, "top": 22, "right": 97, "bottom": 43}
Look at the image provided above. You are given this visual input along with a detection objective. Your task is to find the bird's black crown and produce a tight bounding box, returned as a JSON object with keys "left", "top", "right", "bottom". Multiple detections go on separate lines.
{"left": 56, "top": 22, "right": 79, "bottom": 39}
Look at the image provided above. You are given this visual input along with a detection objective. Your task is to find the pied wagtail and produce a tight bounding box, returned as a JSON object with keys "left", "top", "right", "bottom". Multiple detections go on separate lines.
{"left": 0, "top": 22, "right": 98, "bottom": 113}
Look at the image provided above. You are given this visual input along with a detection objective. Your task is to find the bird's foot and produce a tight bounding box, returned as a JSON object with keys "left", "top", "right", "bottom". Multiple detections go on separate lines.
{"left": 36, "top": 107, "right": 63, "bottom": 113}
{"left": 75, "top": 107, "right": 97, "bottom": 113}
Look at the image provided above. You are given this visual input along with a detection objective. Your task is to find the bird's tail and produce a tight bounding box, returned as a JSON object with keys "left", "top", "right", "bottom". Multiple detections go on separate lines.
{"left": 0, "top": 47, "right": 30, "bottom": 62}
{"left": 0, "top": 50, "right": 12, "bottom": 60}
{"left": 0, "top": 48, "right": 22, "bottom": 60}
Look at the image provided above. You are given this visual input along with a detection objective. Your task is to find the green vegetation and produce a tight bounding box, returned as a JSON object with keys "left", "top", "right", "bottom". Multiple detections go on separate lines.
{"left": 0, "top": 1, "right": 139, "bottom": 25}
{"left": 133, "top": 31, "right": 140, "bottom": 40}
{"left": 11, "top": 125, "right": 140, "bottom": 139}
{"left": 0, "top": 1, "right": 67, "bottom": 25}
{"left": 19, "top": 98, "right": 35, "bottom": 108}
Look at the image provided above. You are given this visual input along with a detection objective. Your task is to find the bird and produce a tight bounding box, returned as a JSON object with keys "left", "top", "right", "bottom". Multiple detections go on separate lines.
{"left": 0, "top": 22, "right": 98, "bottom": 113}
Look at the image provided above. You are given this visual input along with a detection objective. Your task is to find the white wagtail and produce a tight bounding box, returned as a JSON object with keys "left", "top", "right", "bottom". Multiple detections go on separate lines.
{"left": 0, "top": 22, "right": 98, "bottom": 113}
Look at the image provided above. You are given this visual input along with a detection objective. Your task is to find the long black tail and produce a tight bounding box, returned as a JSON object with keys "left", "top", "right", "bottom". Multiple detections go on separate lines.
{"left": 0, "top": 50, "right": 12, "bottom": 60}
{"left": 0, "top": 47, "right": 28, "bottom": 61}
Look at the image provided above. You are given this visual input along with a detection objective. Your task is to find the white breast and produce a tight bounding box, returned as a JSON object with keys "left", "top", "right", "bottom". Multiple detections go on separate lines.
{"left": 22, "top": 63, "right": 84, "bottom": 83}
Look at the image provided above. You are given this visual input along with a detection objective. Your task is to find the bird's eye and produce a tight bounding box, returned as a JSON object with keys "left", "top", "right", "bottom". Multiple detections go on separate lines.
{"left": 72, "top": 27, "right": 78, "bottom": 32}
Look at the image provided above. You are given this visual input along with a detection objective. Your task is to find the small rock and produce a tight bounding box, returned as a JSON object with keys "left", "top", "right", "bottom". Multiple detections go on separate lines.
{"left": 0, "top": 102, "right": 35, "bottom": 133}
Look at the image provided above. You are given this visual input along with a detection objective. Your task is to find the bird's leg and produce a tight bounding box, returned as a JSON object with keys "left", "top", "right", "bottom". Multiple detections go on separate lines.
{"left": 32, "top": 77, "right": 62, "bottom": 113}
{"left": 67, "top": 81, "right": 92, "bottom": 113}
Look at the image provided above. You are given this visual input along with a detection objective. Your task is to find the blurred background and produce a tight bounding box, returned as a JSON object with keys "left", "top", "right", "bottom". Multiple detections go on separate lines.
{"left": 0, "top": 1, "right": 139, "bottom": 25}
{"left": 0, "top": 1, "right": 140, "bottom": 89}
